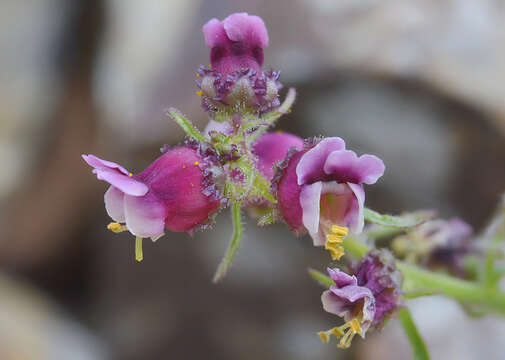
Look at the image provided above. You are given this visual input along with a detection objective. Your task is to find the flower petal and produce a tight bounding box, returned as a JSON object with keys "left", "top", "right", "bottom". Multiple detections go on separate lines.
{"left": 104, "top": 186, "right": 125, "bottom": 222}
{"left": 347, "top": 183, "right": 365, "bottom": 234}
{"left": 202, "top": 18, "right": 227, "bottom": 48}
{"left": 204, "top": 120, "right": 233, "bottom": 137}
{"left": 82, "top": 154, "right": 130, "bottom": 175}
{"left": 92, "top": 169, "right": 148, "bottom": 196}
{"left": 253, "top": 132, "right": 303, "bottom": 180}
{"left": 124, "top": 192, "right": 166, "bottom": 238}
{"left": 300, "top": 182, "right": 323, "bottom": 244}
{"left": 83, "top": 154, "right": 148, "bottom": 196}
{"left": 323, "top": 150, "right": 385, "bottom": 185}
{"left": 327, "top": 268, "right": 357, "bottom": 287}
{"left": 296, "top": 137, "right": 345, "bottom": 185}
{"left": 223, "top": 12, "right": 269, "bottom": 48}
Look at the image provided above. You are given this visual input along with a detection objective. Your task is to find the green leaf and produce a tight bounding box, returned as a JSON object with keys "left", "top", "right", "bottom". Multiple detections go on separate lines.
{"left": 165, "top": 107, "right": 207, "bottom": 143}
{"left": 213, "top": 202, "right": 243, "bottom": 283}
{"left": 364, "top": 208, "right": 432, "bottom": 228}
{"left": 308, "top": 268, "right": 335, "bottom": 288}
{"left": 398, "top": 308, "right": 430, "bottom": 360}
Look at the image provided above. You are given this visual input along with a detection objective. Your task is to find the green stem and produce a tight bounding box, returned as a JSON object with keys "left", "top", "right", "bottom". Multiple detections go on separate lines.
{"left": 398, "top": 309, "right": 430, "bottom": 360}
{"left": 213, "top": 202, "right": 243, "bottom": 283}
{"left": 165, "top": 107, "right": 207, "bottom": 143}
{"left": 397, "top": 262, "right": 505, "bottom": 315}
{"left": 343, "top": 235, "right": 505, "bottom": 315}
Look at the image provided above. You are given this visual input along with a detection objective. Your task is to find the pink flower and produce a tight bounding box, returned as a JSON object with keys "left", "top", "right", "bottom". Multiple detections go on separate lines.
{"left": 252, "top": 132, "right": 304, "bottom": 180}
{"left": 203, "top": 12, "right": 268, "bottom": 76}
{"left": 82, "top": 146, "right": 221, "bottom": 239}
{"left": 319, "top": 251, "right": 402, "bottom": 348}
{"left": 274, "top": 138, "right": 385, "bottom": 247}
{"left": 198, "top": 14, "right": 280, "bottom": 114}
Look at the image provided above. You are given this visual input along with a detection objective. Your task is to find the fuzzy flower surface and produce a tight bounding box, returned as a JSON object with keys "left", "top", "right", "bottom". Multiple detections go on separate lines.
{"left": 83, "top": 146, "right": 221, "bottom": 239}
{"left": 198, "top": 13, "right": 281, "bottom": 114}
{"left": 203, "top": 12, "right": 268, "bottom": 76}
{"left": 319, "top": 250, "right": 402, "bottom": 348}
{"left": 274, "top": 137, "right": 385, "bottom": 254}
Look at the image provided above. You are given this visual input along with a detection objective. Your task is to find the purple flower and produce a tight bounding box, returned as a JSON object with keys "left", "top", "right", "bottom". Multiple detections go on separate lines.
{"left": 83, "top": 146, "right": 221, "bottom": 240}
{"left": 198, "top": 13, "right": 281, "bottom": 114}
{"left": 393, "top": 217, "right": 476, "bottom": 278}
{"left": 203, "top": 12, "right": 268, "bottom": 76}
{"left": 274, "top": 137, "right": 385, "bottom": 258}
{"left": 319, "top": 251, "right": 402, "bottom": 349}
{"left": 252, "top": 131, "right": 304, "bottom": 180}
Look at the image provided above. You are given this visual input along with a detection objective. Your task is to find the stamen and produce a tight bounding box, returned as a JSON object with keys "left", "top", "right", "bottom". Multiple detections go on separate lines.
{"left": 135, "top": 237, "right": 143, "bottom": 262}
{"left": 107, "top": 222, "right": 128, "bottom": 233}
{"left": 317, "top": 318, "right": 362, "bottom": 349}
{"left": 324, "top": 225, "right": 348, "bottom": 260}
{"left": 196, "top": 90, "right": 203, "bottom": 97}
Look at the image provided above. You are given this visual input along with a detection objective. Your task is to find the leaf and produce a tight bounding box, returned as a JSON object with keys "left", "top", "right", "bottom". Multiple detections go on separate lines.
{"left": 165, "top": 107, "right": 207, "bottom": 143}
{"left": 308, "top": 268, "right": 335, "bottom": 288}
{"left": 398, "top": 308, "right": 430, "bottom": 360}
{"left": 364, "top": 208, "right": 432, "bottom": 228}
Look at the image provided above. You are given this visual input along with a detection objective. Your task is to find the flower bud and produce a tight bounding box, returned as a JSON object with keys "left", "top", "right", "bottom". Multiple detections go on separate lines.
{"left": 198, "top": 13, "right": 281, "bottom": 114}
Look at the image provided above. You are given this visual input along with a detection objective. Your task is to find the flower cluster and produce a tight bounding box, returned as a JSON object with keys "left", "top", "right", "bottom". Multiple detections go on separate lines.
{"left": 81, "top": 12, "right": 501, "bottom": 357}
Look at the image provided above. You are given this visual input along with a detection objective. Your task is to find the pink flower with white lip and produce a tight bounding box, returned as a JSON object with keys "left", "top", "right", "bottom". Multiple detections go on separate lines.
{"left": 203, "top": 12, "right": 268, "bottom": 76}
{"left": 274, "top": 137, "right": 385, "bottom": 250}
{"left": 82, "top": 146, "right": 221, "bottom": 240}
{"left": 198, "top": 13, "right": 281, "bottom": 114}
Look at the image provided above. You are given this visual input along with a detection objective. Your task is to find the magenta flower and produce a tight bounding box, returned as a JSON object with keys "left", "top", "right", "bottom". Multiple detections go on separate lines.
{"left": 203, "top": 12, "right": 268, "bottom": 76}
{"left": 252, "top": 132, "right": 304, "bottom": 180}
{"left": 319, "top": 251, "right": 402, "bottom": 348}
{"left": 274, "top": 137, "right": 385, "bottom": 258}
{"left": 82, "top": 146, "right": 222, "bottom": 242}
{"left": 198, "top": 13, "right": 281, "bottom": 114}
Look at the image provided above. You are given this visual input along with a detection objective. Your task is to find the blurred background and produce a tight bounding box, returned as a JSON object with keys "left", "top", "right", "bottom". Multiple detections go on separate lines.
{"left": 0, "top": 0, "right": 504, "bottom": 359}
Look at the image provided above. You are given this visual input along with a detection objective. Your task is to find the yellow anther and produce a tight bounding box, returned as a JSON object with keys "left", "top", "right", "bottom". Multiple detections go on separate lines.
{"left": 318, "top": 318, "right": 363, "bottom": 349}
{"left": 190, "top": 183, "right": 194, "bottom": 187}
{"left": 331, "top": 225, "right": 348, "bottom": 237}
{"left": 196, "top": 90, "right": 203, "bottom": 97}
{"left": 107, "top": 222, "right": 127, "bottom": 233}
{"left": 327, "top": 234, "right": 343, "bottom": 243}
{"left": 329, "top": 247, "right": 345, "bottom": 260}
{"left": 317, "top": 331, "right": 330, "bottom": 343}
{"left": 128, "top": 173, "right": 133, "bottom": 177}
{"left": 194, "top": 161, "right": 199, "bottom": 166}
{"left": 195, "top": 72, "right": 200, "bottom": 77}
{"left": 182, "top": 164, "right": 186, "bottom": 169}
{"left": 350, "top": 319, "right": 361, "bottom": 333}
{"left": 318, "top": 319, "right": 362, "bottom": 349}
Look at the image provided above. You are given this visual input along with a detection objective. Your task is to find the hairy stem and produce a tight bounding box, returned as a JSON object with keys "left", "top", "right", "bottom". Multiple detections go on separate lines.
{"left": 213, "top": 202, "right": 243, "bottom": 283}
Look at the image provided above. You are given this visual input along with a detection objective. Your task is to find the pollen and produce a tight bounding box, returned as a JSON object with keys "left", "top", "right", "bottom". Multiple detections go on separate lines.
{"left": 317, "top": 318, "right": 362, "bottom": 349}
{"left": 196, "top": 90, "right": 203, "bottom": 97}
{"left": 128, "top": 173, "right": 133, "bottom": 177}
{"left": 182, "top": 164, "right": 186, "bottom": 169}
{"left": 107, "top": 222, "right": 128, "bottom": 233}
{"left": 194, "top": 161, "right": 199, "bottom": 166}
{"left": 325, "top": 225, "right": 348, "bottom": 260}
{"left": 195, "top": 72, "right": 200, "bottom": 77}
